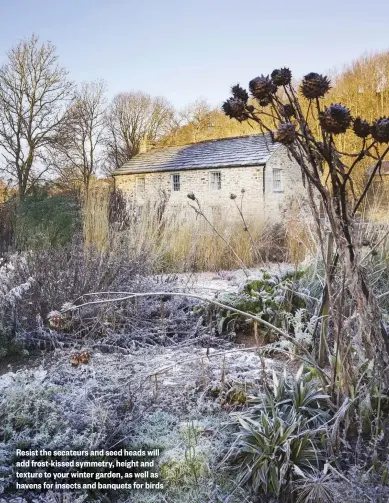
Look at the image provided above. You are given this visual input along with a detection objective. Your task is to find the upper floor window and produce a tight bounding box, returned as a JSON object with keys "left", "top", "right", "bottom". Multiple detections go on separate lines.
{"left": 136, "top": 177, "right": 145, "bottom": 195}
{"left": 272, "top": 169, "right": 283, "bottom": 192}
{"left": 171, "top": 173, "right": 180, "bottom": 191}
{"left": 210, "top": 171, "right": 221, "bottom": 190}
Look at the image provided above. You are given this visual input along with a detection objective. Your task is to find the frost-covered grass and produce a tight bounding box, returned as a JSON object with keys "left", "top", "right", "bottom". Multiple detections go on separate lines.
{"left": 1, "top": 345, "right": 281, "bottom": 502}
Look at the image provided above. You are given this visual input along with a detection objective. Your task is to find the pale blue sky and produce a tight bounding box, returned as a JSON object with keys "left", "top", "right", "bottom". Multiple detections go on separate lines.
{"left": 0, "top": 0, "right": 388, "bottom": 109}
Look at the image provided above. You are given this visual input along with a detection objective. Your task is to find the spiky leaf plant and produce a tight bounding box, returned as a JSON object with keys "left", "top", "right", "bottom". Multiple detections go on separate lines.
{"left": 248, "top": 366, "right": 332, "bottom": 428}
{"left": 224, "top": 368, "right": 332, "bottom": 500}
{"left": 294, "top": 469, "right": 340, "bottom": 503}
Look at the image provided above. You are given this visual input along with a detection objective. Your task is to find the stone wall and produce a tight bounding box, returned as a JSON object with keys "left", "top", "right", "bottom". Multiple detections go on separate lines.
{"left": 114, "top": 145, "right": 308, "bottom": 226}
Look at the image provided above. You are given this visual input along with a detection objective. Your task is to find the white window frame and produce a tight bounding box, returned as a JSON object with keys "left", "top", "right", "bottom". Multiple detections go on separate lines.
{"left": 272, "top": 169, "right": 283, "bottom": 192}
{"left": 209, "top": 171, "right": 222, "bottom": 190}
{"left": 136, "top": 177, "right": 145, "bottom": 195}
{"left": 171, "top": 173, "right": 181, "bottom": 192}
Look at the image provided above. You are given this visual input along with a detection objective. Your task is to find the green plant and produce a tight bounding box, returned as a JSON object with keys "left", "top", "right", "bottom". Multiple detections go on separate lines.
{"left": 15, "top": 187, "right": 81, "bottom": 250}
{"left": 215, "top": 270, "right": 306, "bottom": 337}
{"left": 224, "top": 368, "right": 333, "bottom": 500}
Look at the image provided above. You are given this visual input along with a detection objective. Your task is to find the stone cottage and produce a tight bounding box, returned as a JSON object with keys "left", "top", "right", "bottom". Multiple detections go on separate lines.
{"left": 112, "top": 134, "right": 308, "bottom": 226}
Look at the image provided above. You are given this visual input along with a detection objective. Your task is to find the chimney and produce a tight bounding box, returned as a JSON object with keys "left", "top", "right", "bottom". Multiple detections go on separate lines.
{"left": 139, "top": 137, "right": 148, "bottom": 154}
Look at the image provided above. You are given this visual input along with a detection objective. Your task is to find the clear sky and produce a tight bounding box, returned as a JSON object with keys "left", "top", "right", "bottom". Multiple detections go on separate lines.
{"left": 0, "top": 0, "right": 388, "bottom": 109}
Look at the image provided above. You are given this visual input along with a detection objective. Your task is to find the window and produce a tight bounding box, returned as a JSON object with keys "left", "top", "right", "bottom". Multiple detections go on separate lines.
{"left": 136, "top": 177, "right": 145, "bottom": 195}
{"left": 171, "top": 173, "right": 180, "bottom": 191}
{"left": 210, "top": 171, "right": 221, "bottom": 190}
{"left": 272, "top": 169, "right": 283, "bottom": 192}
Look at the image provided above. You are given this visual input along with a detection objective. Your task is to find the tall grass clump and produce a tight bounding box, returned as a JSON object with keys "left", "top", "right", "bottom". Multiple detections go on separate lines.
{"left": 84, "top": 187, "right": 311, "bottom": 273}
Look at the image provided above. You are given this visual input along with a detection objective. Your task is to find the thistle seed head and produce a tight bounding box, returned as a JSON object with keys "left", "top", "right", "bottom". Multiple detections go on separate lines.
{"left": 301, "top": 72, "right": 331, "bottom": 99}
{"left": 271, "top": 68, "right": 292, "bottom": 86}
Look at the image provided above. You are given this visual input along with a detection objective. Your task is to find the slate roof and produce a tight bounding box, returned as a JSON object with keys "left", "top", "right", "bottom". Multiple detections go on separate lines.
{"left": 366, "top": 160, "right": 389, "bottom": 176}
{"left": 113, "top": 134, "right": 280, "bottom": 175}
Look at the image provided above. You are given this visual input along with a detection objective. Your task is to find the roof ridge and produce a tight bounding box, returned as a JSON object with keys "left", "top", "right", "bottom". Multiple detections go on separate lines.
{"left": 159, "top": 132, "right": 271, "bottom": 150}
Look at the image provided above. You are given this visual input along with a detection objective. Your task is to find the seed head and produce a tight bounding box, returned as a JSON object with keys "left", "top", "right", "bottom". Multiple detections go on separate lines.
{"left": 222, "top": 98, "right": 248, "bottom": 122}
{"left": 280, "top": 103, "right": 295, "bottom": 118}
{"left": 353, "top": 117, "right": 371, "bottom": 138}
{"left": 301, "top": 72, "right": 331, "bottom": 99}
{"left": 274, "top": 123, "right": 297, "bottom": 145}
{"left": 231, "top": 84, "right": 249, "bottom": 103}
{"left": 271, "top": 68, "right": 292, "bottom": 86}
{"left": 319, "top": 104, "right": 352, "bottom": 134}
{"left": 249, "top": 75, "right": 276, "bottom": 101}
{"left": 259, "top": 97, "right": 271, "bottom": 107}
{"left": 372, "top": 117, "right": 389, "bottom": 143}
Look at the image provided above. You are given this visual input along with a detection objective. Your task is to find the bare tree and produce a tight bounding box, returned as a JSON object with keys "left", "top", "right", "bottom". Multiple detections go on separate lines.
{"left": 104, "top": 92, "right": 175, "bottom": 173}
{"left": 0, "top": 34, "right": 74, "bottom": 199}
{"left": 223, "top": 71, "right": 389, "bottom": 391}
{"left": 180, "top": 98, "right": 213, "bottom": 142}
{"left": 51, "top": 80, "right": 107, "bottom": 192}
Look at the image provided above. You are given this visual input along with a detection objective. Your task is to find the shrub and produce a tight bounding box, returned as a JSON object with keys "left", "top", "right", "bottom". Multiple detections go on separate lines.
{"left": 15, "top": 188, "right": 81, "bottom": 250}
{"left": 0, "top": 235, "right": 157, "bottom": 354}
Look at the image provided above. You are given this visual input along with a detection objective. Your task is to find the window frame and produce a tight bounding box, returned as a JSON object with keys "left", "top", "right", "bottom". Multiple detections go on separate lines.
{"left": 171, "top": 173, "right": 181, "bottom": 192}
{"left": 135, "top": 176, "right": 145, "bottom": 195}
{"left": 272, "top": 169, "right": 283, "bottom": 192}
{"left": 209, "top": 171, "right": 222, "bottom": 190}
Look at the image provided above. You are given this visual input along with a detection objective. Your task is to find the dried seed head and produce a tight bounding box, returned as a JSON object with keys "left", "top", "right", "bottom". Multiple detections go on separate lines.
{"left": 271, "top": 68, "right": 292, "bottom": 86}
{"left": 231, "top": 84, "right": 249, "bottom": 103}
{"left": 274, "top": 123, "right": 297, "bottom": 145}
{"left": 353, "top": 117, "right": 371, "bottom": 138}
{"left": 372, "top": 117, "right": 389, "bottom": 143}
{"left": 249, "top": 75, "right": 276, "bottom": 100}
{"left": 187, "top": 192, "right": 196, "bottom": 201}
{"left": 280, "top": 103, "right": 295, "bottom": 118}
{"left": 319, "top": 104, "right": 352, "bottom": 134}
{"left": 301, "top": 72, "right": 331, "bottom": 99}
{"left": 230, "top": 193, "right": 237, "bottom": 200}
{"left": 259, "top": 97, "right": 271, "bottom": 107}
{"left": 222, "top": 97, "right": 248, "bottom": 122}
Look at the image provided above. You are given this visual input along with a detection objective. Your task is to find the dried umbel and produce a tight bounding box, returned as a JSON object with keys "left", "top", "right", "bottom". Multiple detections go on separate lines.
{"left": 372, "top": 117, "right": 389, "bottom": 143}
{"left": 187, "top": 192, "right": 196, "bottom": 201}
{"left": 319, "top": 104, "right": 352, "bottom": 134}
{"left": 231, "top": 84, "right": 249, "bottom": 103}
{"left": 353, "top": 117, "right": 371, "bottom": 138}
{"left": 280, "top": 103, "right": 295, "bottom": 118}
{"left": 249, "top": 75, "right": 276, "bottom": 100}
{"left": 222, "top": 97, "right": 248, "bottom": 122}
{"left": 230, "top": 193, "right": 237, "bottom": 200}
{"left": 274, "top": 123, "right": 297, "bottom": 145}
{"left": 271, "top": 68, "right": 292, "bottom": 86}
{"left": 300, "top": 72, "right": 331, "bottom": 99}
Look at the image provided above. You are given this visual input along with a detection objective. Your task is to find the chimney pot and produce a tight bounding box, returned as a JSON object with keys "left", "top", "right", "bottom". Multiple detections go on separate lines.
{"left": 139, "top": 138, "right": 148, "bottom": 154}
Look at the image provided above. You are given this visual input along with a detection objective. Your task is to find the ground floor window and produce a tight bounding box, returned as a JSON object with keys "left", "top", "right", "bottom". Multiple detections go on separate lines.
{"left": 171, "top": 173, "right": 181, "bottom": 191}
{"left": 136, "top": 177, "right": 145, "bottom": 195}
{"left": 210, "top": 171, "right": 221, "bottom": 190}
{"left": 272, "top": 169, "right": 283, "bottom": 192}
